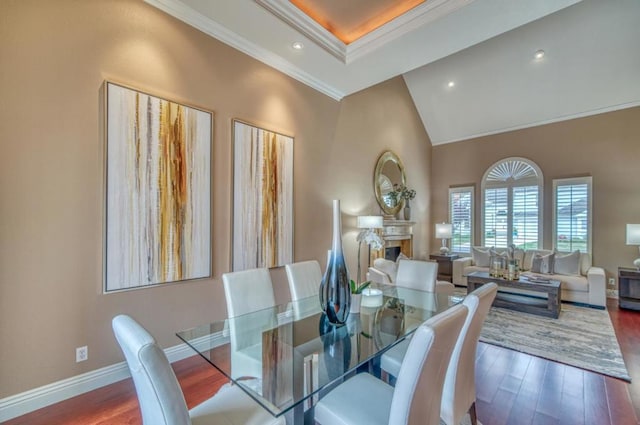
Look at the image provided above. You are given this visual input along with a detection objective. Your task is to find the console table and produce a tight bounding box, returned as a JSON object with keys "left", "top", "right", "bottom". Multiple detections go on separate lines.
{"left": 429, "top": 253, "right": 459, "bottom": 282}
{"left": 618, "top": 267, "right": 640, "bottom": 311}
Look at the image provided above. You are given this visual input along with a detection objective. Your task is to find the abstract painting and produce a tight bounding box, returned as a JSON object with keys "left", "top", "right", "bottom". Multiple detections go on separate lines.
{"left": 105, "top": 82, "right": 212, "bottom": 291}
{"left": 232, "top": 120, "right": 293, "bottom": 270}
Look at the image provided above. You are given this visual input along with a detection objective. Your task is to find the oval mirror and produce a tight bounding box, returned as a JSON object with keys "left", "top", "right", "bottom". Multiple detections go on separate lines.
{"left": 374, "top": 151, "right": 406, "bottom": 216}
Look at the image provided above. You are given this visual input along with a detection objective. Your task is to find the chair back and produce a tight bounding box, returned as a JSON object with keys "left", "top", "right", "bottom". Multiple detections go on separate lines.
{"left": 441, "top": 282, "right": 498, "bottom": 425}
{"left": 395, "top": 260, "right": 438, "bottom": 292}
{"left": 285, "top": 260, "right": 322, "bottom": 301}
{"left": 390, "top": 303, "right": 468, "bottom": 425}
{"left": 222, "top": 268, "right": 276, "bottom": 318}
{"left": 112, "top": 315, "right": 191, "bottom": 425}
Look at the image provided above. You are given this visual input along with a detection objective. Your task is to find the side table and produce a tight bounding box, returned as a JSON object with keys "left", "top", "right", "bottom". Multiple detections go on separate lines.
{"left": 429, "top": 253, "right": 459, "bottom": 282}
{"left": 618, "top": 267, "right": 640, "bottom": 311}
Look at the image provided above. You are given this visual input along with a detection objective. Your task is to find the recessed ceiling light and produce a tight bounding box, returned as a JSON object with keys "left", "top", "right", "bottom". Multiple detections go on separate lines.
{"left": 292, "top": 42, "right": 304, "bottom": 50}
{"left": 447, "top": 81, "right": 455, "bottom": 88}
{"left": 534, "top": 49, "right": 545, "bottom": 59}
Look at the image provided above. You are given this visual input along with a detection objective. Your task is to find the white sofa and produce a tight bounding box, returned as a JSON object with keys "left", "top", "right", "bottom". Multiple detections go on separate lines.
{"left": 452, "top": 247, "right": 606, "bottom": 308}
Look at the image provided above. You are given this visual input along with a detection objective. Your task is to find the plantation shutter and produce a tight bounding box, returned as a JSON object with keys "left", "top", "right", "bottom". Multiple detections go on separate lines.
{"left": 484, "top": 187, "right": 508, "bottom": 248}
{"left": 512, "top": 185, "right": 539, "bottom": 249}
{"left": 449, "top": 187, "right": 473, "bottom": 253}
{"left": 554, "top": 177, "right": 592, "bottom": 253}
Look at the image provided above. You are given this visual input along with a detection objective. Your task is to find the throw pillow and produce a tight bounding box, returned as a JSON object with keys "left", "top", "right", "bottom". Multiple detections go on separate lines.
{"left": 531, "top": 252, "right": 555, "bottom": 274}
{"left": 472, "top": 246, "right": 492, "bottom": 267}
{"left": 396, "top": 252, "right": 410, "bottom": 263}
{"left": 554, "top": 250, "right": 581, "bottom": 276}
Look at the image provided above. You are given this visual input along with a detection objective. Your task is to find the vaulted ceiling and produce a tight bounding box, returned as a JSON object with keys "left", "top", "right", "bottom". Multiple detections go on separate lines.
{"left": 145, "top": 0, "right": 640, "bottom": 145}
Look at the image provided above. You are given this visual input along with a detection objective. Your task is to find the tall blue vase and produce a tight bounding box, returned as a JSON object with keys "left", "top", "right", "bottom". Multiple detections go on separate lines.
{"left": 319, "top": 200, "right": 351, "bottom": 325}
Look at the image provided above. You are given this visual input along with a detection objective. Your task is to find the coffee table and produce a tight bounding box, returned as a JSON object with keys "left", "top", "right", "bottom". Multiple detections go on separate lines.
{"left": 467, "top": 271, "right": 562, "bottom": 318}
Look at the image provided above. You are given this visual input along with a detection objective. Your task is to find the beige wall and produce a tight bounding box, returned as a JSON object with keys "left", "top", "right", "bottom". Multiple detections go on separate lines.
{"left": 0, "top": 0, "right": 431, "bottom": 397}
{"left": 431, "top": 107, "right": 640, "bottom": 286}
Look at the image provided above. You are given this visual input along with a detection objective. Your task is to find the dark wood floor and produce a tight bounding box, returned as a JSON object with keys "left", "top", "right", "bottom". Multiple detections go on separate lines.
{"left": 5, "top": 299, "right": 639, "bottom": 425}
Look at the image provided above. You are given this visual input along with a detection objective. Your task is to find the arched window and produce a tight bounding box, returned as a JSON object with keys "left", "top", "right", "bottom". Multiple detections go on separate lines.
{"left": 481, "top": 157, "right": 543, "bottom": 248}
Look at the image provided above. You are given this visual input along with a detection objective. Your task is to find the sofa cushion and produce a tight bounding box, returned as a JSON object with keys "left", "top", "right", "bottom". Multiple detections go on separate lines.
{"left": 531, "top": 252, "right": 555, "bottom": 274}
{"left": 463, "top": 265, "right": 489, "bottom": 277}
{"left": 523, "top": 249, "right": 553, "bottom": 271}
{"left": 554, "top": 250, "right": 581, "bottom": 276}
{"left": 579, "top": 252, "right": 592, "bottom": 275}
{"left": 553, "top": 274, "right": 589, "bottom": 292}
{"left": 472, "top": 246, "right": 492, "bottom": 267}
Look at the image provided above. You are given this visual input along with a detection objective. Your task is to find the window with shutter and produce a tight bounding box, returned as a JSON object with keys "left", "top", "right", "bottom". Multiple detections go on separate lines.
{"left": 553, "top": 177, "right": 592, "bottom": 253}
{"left": 449, "top": 186, "right": 474, "bottom": 253}
{"left": 481, "top": 158, "right": 543, "bottom": 248}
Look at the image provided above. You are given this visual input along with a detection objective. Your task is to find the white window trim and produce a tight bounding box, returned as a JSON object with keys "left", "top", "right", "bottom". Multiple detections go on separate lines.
{"left": 480, "top": 157, "right": 544, "bottom": 247}
{"left": 448, "top": 186, "right": 474, "bottom": 253}
{"left": 552, "top": 176, "right": 593, "bottom": 254}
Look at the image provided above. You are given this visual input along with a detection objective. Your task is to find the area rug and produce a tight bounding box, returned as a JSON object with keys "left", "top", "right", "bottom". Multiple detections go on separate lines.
{"left": 477, "top": 299, "right": 630, "bottom": 381}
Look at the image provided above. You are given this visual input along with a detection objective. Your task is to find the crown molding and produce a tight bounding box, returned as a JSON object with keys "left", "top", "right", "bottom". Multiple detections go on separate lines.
{"left": 431, "top": 100, "right": 640, "bottom": 145}
{"left": 144, "top": 0, "right": 345, "bottom": 100}
{"left": 255, "top": 0, "right": 347, "bottom": 62}
{"left": 347, "top": 0, "right": 473, "bottom": 64}
{"left": 256, "top": 0, "right": 472, "bottom": 64}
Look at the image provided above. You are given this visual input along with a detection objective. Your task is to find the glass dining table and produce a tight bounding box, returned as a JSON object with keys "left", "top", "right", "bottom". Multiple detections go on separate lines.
{"left": 176, "top": 283, "right": 461, "bottom": 424}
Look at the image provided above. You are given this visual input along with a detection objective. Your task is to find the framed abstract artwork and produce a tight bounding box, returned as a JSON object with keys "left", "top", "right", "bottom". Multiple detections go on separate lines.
{"left": 104, "top": 81, "right": 212, "bottom": 292}
{"left": 232, "top": 119, "right": 293, "bottom": 270}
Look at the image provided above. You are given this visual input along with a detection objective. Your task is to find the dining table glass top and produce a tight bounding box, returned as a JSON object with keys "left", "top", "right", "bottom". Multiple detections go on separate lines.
{"left": 176, "top": 283, "right": 461, "bottom": 418}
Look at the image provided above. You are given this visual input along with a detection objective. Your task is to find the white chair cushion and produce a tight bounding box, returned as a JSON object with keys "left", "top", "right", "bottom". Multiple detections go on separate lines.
{"left": 190, "top": 383, "right": 285, "bottom": 425}
{"left": 380, "top": 339, "right": 409, "bottom": 379}
{"left": 314, "top": 373, "right": 393, "bottom": 425}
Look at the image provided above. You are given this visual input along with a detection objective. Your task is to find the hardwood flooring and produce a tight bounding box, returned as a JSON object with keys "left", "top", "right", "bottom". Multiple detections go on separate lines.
{"left": 5, "top": 300, "right": 639, "bottom": 425}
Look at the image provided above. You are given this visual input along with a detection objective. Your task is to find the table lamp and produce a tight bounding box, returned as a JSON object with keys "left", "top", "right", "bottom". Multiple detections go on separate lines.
{"left": 356, "top": 215, "right": 384, "bottom": 283}
{"left": 626, "top": 224, "right": 640, "bottom": 269}
{"left": 435, "top": 222, "right": 453, "bottom": 255}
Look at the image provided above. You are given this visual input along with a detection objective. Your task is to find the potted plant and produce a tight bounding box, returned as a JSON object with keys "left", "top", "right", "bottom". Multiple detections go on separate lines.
{"left": 349, "top": 279, "right": 371, "bottom": 313}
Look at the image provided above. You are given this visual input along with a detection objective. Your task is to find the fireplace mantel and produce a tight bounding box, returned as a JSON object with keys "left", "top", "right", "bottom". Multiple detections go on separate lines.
{"left": 370, "top": 219, "right": 414, "bottom": 264}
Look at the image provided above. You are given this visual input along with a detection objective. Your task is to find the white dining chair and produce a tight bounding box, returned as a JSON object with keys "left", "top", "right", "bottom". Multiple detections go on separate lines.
{"left": 396, "top": 259, "right": 456, "bottom": 294}
{"left": 222, "top": 268, "right": 276, "bottom": 318}
{"left": 314, "top": 303, "right": 468, "bottom": 425}
{"left": 285, "top": 260, "right": 322, "bottom": 301}
{"left": 112, "top": 314, "right": 284, "bottom": 425}
{"left": 381, "top": 282, "right": 498, "bottom": 425}
{"left": 441, "top": 282, "right": 497, "bottom": 425}
{"left": 395, "top": 259, "right": 439, "bottom": 291}
{"left": 222, "top": 268, "right": 278, "bottom": 385}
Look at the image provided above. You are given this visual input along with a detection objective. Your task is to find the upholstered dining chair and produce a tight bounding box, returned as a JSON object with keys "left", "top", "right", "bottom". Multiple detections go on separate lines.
{"left": 314, "top": 303, "right": 469, "bottom": 425}
{"left": 396, "top": 259, "right": 455, "bottom": 295}
{"left": 222, "top": 268, "right": 276, "bottom": 318}
{"left": 112, "top": 314, "right": 284, "bottom": 425}
{"left": 285, "top": 260, "right": 322, "bottom": 301}
{"left": 440, "top": 282, "right": 497, "bottom": 425}
{"left": 222, "top": 268, "right": 278, "bottom": 384}
{"left": 381, "top": 282, "right": 498, "bottom": 425}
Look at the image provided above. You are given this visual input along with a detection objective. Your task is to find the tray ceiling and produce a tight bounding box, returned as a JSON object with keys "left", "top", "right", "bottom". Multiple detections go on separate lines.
{"left": 145, "top": 0, "right": 640, "bottom": 144}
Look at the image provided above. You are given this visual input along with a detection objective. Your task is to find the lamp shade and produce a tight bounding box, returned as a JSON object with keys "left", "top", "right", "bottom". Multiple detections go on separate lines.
{"left": 435, "top": 223, "right": 453, "bottom": 239}
{"left": 357, "top": 215, "right": 383, "bottom": 229}
{"left": 626, "top": 224, "right": 640, "bottom": 245}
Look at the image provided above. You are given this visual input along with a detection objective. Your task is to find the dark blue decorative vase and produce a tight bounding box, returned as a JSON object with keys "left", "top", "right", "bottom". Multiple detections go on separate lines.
{"left": 319, "top": 200, "right": 351, "bottom": 325}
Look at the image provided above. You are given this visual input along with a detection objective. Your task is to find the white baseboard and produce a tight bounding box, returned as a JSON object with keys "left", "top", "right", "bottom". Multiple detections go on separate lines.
{"left": 0, "top": 331, "right": 227, "bottom": 422}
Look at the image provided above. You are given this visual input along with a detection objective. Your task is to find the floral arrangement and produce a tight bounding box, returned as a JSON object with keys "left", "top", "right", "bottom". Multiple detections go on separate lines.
{"left": 393, "top": 184, "right": 416, "bottom": 201}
